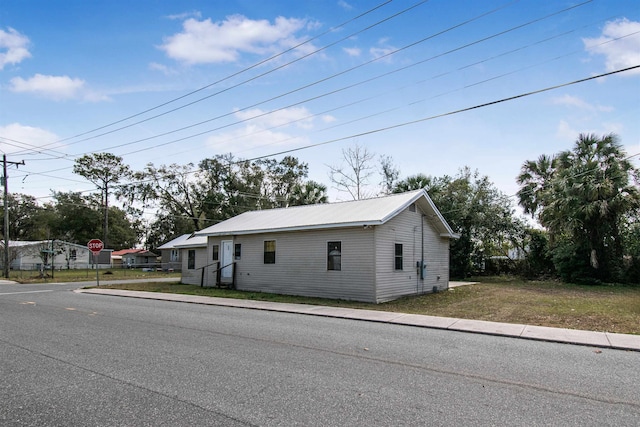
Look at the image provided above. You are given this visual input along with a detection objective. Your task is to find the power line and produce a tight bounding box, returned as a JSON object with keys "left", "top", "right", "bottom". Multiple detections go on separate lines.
{"left": 240, "top": 65, "right": 640, "bottom": 163}
{"left": 15, "top": 0, "right": 412, "bottom": 153}
{"left": 74, "top": 0, "right": 594, "bottom": 159}
{"left": 14, "top": 62, "right": 639, "bottom": 202}
{"left": 21, "top": 0, "right": 574, "bottom": 166}
{"left": 7, "top": 2, "right": 634, "bottom": 196}
{"left": 72, "top": 0, "right": 516, "bottom": 155}
{"left": 7, "top": 0, "right": 597, "bottom": 172}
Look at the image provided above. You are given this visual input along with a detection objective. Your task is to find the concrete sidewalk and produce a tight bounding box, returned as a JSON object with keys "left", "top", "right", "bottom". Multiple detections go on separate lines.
{"left": 76, "top": 288, "right": 640, "bottom": 352}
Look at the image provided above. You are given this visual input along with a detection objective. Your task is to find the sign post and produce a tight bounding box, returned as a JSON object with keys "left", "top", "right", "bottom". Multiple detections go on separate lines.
{"left": 87, "top": 239, "right": 104, "bottom": 286}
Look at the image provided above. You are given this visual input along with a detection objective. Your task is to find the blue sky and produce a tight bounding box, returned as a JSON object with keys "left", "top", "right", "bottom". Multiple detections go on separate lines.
{"left": 1, "top": 0, "right": 639, "bottom": 216}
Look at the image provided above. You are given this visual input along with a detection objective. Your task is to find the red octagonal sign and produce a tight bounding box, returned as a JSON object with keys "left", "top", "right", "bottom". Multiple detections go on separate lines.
{"left": 87, "top": 239, "right": 104, "bottom": 255}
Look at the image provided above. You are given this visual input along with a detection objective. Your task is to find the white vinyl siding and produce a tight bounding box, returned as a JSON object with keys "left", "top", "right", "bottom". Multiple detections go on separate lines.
{"left": 191, "top": 190, "right": 456, "bottom": 302}
{"left": 230, "top": 227, "right": 376, "bottom": 302}
{"left": 180, "top": 247, "right": 208, "bottom": 285}
{"left": 374, "top": 206, "right": 450, "bottom": 302}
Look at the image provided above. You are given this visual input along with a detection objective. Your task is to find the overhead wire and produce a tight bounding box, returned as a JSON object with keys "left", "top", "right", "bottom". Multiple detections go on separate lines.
{"left": 77, "top": 0, "right": 593, "bottom": 159}
{"left": 202, "top": 14, "right": 622, "bottom": 157}
{"left": 14, "top": 0, "right": 428, "bottom": 155}
{"left": 72, "top": 0, "right": 517, "bottom": 156}
{"left": 8, "top": 0, "right": 636, "bottom": 210}
{"left": 238, "top": 65, "right": 640, "bottom": 163}
{"left": 9, "top": 0, "right": 517, "bottom": 183}
{"left": 11, "top": 0, "right": 397, "bottom": 153}
{"left": 24, "top": 64, "right": 639, "bottom": 219}
{"left": 14, "top": 0, "right": 582, "bottom": 172}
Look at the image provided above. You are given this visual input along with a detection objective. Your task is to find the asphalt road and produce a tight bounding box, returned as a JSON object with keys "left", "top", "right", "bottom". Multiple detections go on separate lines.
{"left": 1, "top": 282, "right": 639, "bottom": 426}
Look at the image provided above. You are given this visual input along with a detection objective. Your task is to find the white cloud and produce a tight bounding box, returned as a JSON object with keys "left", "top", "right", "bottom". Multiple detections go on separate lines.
{"left": 206, "top": 107, "right": 315, "bottom": 151}
{"left": 338, "top": 1, "right": 353, "bottom": 11}
{"left": 556, "top": 120, "right": 579, "bottom": 142}
{"left": 9, "top": 74, "right": 108, "bottom": 101}
{"left": 583, "top": 18, "right": 640, "bottom": 75}
{"left": 0, "top": 27, "right": 31, "bottom": 70}
{"left": 149, "top": 62, "right": 178, "bottom": 75}
{"left": 234, "top": 107, "right": 314, "bottom": 129}
{"left": 369, "top": 38, "right": 397, "bottom": 63}
{"left": 207, "top": 126, "right": 307, "bottom": 152}
{"left": 555, "top": 119, "right": 623, "bottom": 143}
{"left": 370, "top": 46, "right": 396, "bottom": 62}
{"left": 166, "top": 10, "right": 202, "bottom": 21}
{"left": 552, "top": 94, "right": 613, "bottom": 112}
{"left": 343, "top": 47, "right": 361, "bottom": 57}
{"left": 0, "top": 123, "right": 60, "bottom": 154}
{"left": 159, "top": 14, "right": 311, "bottom": 65}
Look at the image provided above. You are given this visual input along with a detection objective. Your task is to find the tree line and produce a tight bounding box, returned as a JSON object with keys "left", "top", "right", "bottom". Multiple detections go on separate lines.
{"left": 2, "top": 133, "right": 638, "bottom": 284}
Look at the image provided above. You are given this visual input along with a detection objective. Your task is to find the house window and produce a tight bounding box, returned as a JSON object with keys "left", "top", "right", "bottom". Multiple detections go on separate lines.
{"left": 327, "top": 241, "right": 341, "bottom": 271}
{"left": 235, "top": 243, "right": 242, "bottom": 260}
{"left": 170, "top": 249, "right": 179, "bottom": 262}
{"left": 188, "top": 250, "right": 195, "bottom": 269}
{"left": 212, "top": 245, "right": 219, "bottom": 261}
{"left": 70, "top": 249, "right": 77, "bottom": 260}
{"left": 264, "top": 240, "right": 276, "bottom": 264}
{"left": 395, "top": 244, "right": 403, "bottom": 270}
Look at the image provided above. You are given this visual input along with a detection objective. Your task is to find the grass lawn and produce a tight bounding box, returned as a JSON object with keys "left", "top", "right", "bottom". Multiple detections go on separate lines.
{"left": 99, "top": 276, "right": 640, "bottom": 335}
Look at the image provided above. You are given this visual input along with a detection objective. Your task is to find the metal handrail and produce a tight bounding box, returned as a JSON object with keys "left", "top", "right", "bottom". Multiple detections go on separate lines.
{"left": 198, "top": 261, "right": 236, "bottom": 288}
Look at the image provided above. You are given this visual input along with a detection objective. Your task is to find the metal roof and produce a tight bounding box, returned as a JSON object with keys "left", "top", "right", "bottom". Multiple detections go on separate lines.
{"left": 174, "top": 234, "right": 207, "bottom": 248}
{"left": 196, "top": 190, "right": 458, "bottom": 238}
{"left": 157, "top": 234, "right": 193, "bottom": 250}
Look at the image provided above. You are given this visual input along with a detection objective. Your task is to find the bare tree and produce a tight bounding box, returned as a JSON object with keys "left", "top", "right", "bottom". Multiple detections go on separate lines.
{"left": 328, "top": 144, "right": 376, "bottom": 200}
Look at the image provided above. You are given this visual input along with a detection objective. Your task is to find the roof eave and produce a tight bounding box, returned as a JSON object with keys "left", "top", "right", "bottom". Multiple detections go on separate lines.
{"left": 441, "top": 232, "right": 461, "bottom": 239}
{"left": 197, "top": 220, "right": 383, "bottom": 237}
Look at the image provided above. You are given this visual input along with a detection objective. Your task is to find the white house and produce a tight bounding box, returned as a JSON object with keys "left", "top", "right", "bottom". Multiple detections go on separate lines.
{"left": 190, "top": 190, "right": 458, "bottom": 303}
{"left": 174, "top": 234, "right": 208, "bottom": 285}
{"left": 2, "top": 240, "right": 94, "bottom": 270}
{"left": 156, "top": 233, "right": 194, "bottom": 271}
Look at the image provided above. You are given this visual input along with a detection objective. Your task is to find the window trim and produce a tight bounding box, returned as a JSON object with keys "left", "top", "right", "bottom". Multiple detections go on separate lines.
{"left": 394, "top": 243, "right": 403, "bottom": 270}
{"left": 187, "top": 249, "right": 196, "bottom": 270}
{"left": 327, "top": 241, "right": 342, "bottom": 271}
{"left": 263, "top": 240, "right": 276, "bottom": 264}
{"left": 234, "top": 243, "right": 242, "bottom": 260}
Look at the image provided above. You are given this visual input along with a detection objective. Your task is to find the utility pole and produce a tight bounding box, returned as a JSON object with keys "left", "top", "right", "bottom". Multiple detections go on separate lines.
{"left": 3, "top": 155, "right": 25, "bottom": 278}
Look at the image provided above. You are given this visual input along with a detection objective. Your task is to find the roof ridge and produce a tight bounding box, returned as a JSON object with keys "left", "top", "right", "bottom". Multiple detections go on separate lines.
{"left": 241, "top": 189, "right": 424, "bottom": 215}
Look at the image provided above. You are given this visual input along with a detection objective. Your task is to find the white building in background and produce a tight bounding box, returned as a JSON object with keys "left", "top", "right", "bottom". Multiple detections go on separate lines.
{"left": 2, "top": 240, "right": 94, "bottom": 270}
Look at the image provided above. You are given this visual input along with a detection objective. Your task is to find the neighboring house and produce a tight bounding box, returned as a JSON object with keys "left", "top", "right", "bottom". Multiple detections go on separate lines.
{"left": 112, "top": 249, "right": 159, "bottom": 269}
{"left": 192, "top": 189, "right": 459, "bottom": 303}
{"left": 156, "top": 234, "right": 193, "bottom": 271}
{"left": 174, "top": 235, "right": 208, "bottom": 285}
{"left": 1, "top": 240, "right": 96, "bottom": 270}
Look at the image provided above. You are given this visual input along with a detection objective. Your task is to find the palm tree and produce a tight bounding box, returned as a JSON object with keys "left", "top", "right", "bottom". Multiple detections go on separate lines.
{"left": 555, "top": 134, "right": 639, "bottom": 276}
{"left": 287, "top": 181, "right": 328, "bottom": 206}
{"left": 517, "top": 133, "right": 640, "bottom": 281}
{"left": 516, "top": 154, "right": 556, "bottom": 220}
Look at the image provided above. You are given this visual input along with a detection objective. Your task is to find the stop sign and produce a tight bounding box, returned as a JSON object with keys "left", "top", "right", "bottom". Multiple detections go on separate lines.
{"left": 87, "top": 239, "right": 104, "bottom": 255}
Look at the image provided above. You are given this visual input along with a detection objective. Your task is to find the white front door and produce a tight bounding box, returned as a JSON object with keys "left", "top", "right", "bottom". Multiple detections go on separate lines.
{"left": 221, "top": 240, "right": 233, "bottom": 280}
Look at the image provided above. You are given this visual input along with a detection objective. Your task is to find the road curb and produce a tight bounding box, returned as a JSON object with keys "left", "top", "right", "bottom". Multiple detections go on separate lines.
{"left": 76, "top": 288, "right": 640, "bottom": 352}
